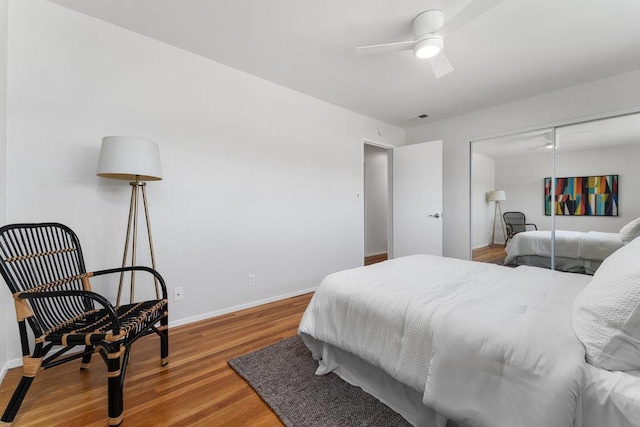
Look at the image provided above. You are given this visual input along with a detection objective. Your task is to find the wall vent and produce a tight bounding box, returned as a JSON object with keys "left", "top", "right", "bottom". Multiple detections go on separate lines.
{"left": 407, "top": 113, "right": 429, "bottom": 121}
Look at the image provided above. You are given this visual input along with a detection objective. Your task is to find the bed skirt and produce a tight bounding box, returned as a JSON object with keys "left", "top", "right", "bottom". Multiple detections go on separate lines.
{"left": 306, "top": 337, "right": 459, "bottom": 427}
{"left": 507, "top": 255, "right": 602, "bottom": 275}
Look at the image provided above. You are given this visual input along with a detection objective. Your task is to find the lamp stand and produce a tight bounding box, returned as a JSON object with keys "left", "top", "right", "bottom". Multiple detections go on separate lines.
{"left": 117, "top": 175, "right": 160, "bottom": 305}
{"left": 490, "top": 200, "right": 507, "bottom": 247}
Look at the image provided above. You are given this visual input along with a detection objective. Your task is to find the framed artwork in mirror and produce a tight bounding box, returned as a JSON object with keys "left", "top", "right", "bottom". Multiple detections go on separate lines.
{"left": 544, "top": 175, "right": 618, "bottom": 216}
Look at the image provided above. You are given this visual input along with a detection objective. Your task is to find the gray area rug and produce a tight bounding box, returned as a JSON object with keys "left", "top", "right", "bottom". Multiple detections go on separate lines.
{"left": 228, "top": 335, "right": 412, "bottom": 426}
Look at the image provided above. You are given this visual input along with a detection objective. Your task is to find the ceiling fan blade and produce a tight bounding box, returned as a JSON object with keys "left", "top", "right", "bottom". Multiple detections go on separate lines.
{"left": 355, "top": 40, "right": 416, "bottom": 56}
{"left": 439, "top": 0, "right": 504, "bottom": 38}
{"left": 429, "top": 53, "right": 454, "bottom": 78}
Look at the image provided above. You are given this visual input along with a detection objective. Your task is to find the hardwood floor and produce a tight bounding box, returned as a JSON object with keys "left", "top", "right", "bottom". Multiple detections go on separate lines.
{"left": 472, "top": 244, "right": 507, "bottom": 265}
{"left": 364, "top": 253, "right": 387, "bottom": 266}
{"left": 0, "top": 293, "right": 314, "bottom": 426}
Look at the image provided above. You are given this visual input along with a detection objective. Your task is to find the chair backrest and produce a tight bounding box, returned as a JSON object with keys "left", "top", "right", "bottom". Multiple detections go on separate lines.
{"left": 503, "top": 212, "right": 527, "bottom": 234}
{"left": 0, "top": 223, "right": 92, "bottom": 334}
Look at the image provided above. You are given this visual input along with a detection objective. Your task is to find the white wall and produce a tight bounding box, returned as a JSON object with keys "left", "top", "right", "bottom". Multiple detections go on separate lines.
{"left": 364, "top": 144, "right": 388, "bottom": 255}
{"left": 407, "top": 70, "right": 640, "bottom": 259}
{"left": 470, "top": 153, "right": 495, "bottom": 248}
{"left": 0, "top": 0, "right": 8, "bottom": 381}
{"left": 495, "top": 144, "right": 640, "bottom": 234}
{"left": 2, "top": 0, "right": 404, "bottom": 364}
{"left": 494, "top": 150, "right": 554, "bottom": 234}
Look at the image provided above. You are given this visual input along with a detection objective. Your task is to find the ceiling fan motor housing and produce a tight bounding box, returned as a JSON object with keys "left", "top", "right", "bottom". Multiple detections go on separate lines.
{"left": 412, "top": 9, "right": 445, "bottom": 39}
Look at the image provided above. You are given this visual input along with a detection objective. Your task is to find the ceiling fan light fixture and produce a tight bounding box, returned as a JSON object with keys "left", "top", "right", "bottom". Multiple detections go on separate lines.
{"left": 413, "top": 36, "right": 443, "bottom": 59}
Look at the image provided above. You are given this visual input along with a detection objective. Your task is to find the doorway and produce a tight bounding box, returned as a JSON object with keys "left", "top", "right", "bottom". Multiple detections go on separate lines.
{"left": 363, "top": 139, "right": 443, "bottom": 265}
{"left": 364, "top": 143, "right": 391, "bottom": 265}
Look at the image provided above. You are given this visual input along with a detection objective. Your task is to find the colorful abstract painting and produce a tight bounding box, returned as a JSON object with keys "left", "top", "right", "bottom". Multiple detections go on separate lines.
{"left": 544, "top": 175, "right": 618, "bottom": 216}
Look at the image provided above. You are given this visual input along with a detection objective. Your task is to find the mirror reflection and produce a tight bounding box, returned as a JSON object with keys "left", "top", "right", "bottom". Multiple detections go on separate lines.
{"left": 471, "top": 128, "right": 553, "bottom": 266}
{"left": 471, "top": 112, "right": 640, "bottom": 275}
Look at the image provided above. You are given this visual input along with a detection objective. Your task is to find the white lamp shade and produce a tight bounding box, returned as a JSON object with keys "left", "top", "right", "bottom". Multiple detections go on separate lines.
{"left": 487, "top": 190, "right": 506, "bottom": 202}
{"left": 97, "top": 136, "right": 162, "bottom": 181}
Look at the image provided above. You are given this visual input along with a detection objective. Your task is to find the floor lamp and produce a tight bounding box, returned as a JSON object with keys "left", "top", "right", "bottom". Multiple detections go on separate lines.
{"left": 97, "top": 136, "right": 162, "bottom": 305}
{"left": 487, "top": 190, "right": 507, "bottom": 247}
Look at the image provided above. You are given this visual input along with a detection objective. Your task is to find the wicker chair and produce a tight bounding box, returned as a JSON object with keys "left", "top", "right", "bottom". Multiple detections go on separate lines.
{"left": 503, "top": 211, "right": 537, "bottom": 244}
{"left": 0, "top": 223, "right": 169, "bottom": 426}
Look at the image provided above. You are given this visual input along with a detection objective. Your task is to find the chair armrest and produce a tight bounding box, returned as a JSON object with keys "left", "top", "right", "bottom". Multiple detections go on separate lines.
{"left": 526, "top": 223, "right": 538, "bottom": 231}
{"left": 90, "top": 266, "right": 168, "bottom": 299}
{"left": 18, "top": 290, "right": 121, "bottom": 334}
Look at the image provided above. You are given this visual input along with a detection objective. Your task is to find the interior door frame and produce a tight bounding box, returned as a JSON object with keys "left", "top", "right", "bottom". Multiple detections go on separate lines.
{"left": 363, "top": 139, "right": 394, "bottom": 261}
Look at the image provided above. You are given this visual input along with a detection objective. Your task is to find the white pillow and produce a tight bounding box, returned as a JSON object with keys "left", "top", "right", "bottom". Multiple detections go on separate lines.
{"left": 619, "top": 218, "right": 640, "bottom": 244}
{"left": 572, "top": 236, "right": 640, "bottom": 370}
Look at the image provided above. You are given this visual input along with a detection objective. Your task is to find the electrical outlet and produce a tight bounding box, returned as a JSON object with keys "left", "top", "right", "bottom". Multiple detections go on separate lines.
{"left": 247, "top": 274, "right": 255, "bottom": 287}
{"left": 173, "top": 287, "right": 184, "bottom": 301}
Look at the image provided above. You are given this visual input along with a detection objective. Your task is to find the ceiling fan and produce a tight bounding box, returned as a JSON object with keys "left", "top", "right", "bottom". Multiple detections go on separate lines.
{"left": 355, "top": 0, "right": 504, "bottom": 78}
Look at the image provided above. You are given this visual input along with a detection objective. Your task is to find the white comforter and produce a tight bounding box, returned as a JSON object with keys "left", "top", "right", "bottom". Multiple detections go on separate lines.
{"left": 299, "top": 255, "right": 592, "bottom": 427}
{"left": 504, "top": 230, "right": 623, "bottom": 264}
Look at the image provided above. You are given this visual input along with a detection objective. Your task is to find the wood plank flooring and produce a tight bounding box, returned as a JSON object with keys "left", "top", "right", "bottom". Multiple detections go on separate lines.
{"left": 472, "top": 245, "right": 507, "bottom": 265}
{"left": 0, "top": 293, "right": 314, "bottom": 426}
{"left": 364, "top": 253, "right": 387, "bottom": 266}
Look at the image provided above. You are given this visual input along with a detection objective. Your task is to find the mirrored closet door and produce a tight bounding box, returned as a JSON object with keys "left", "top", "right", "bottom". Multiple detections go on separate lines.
{"left": 470, "top": 111, "right": 640, "bottom": 274}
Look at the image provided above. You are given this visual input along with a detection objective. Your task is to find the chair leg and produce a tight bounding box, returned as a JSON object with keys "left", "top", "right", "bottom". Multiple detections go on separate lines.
{"left": 1, "top": 376, "right": 35, "bottom": 425}
{"left": 107, "top": 349, "right": 124, "bottom": 426}
{"left": 80, "top": 345, "right": 94, "bottom": 369}
{"left": 1, "top": 353, "right": 43, "bottom": 425}
{"left": 160, "top": 316, "right": 169, "bottom": 366}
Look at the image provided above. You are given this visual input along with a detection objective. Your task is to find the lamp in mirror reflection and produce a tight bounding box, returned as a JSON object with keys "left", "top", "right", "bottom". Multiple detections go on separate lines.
{"left": 487, "top": 190, "right": 507, "bottom": 247}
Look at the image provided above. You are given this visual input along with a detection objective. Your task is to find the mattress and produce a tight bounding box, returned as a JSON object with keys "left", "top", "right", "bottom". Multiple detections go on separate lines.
{"left": 299, "top": 254, "right": 640, "bottom": 427}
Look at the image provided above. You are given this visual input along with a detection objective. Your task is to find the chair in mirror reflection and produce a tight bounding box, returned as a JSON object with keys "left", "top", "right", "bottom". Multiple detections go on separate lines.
{"left": 503, "top": 211, "right": 537, "bottom": 244}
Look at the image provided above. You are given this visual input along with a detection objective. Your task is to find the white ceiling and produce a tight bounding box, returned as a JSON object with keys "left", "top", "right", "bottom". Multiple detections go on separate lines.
{"left": 46, "top": 0, "right": 640, "bottom": 129}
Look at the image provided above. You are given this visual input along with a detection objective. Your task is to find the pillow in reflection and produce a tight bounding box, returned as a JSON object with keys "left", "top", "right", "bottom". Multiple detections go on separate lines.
{"left": 619, "top": 217, "right": 640, "bottom": 244}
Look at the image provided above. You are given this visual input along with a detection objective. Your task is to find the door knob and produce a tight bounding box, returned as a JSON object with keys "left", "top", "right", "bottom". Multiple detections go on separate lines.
{"left": 429, "top": 213, "right": 441, "bottom": 218}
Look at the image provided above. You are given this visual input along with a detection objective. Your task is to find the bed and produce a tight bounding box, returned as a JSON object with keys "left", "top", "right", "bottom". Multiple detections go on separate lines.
{"left": 503, "top": 229, "right": 623, "bottom": 274}
{"left": 298, "top": 242, "right": 640, "bottom": 426}
{"left": 503, "top": 218, "right": 640, "bottom": 274}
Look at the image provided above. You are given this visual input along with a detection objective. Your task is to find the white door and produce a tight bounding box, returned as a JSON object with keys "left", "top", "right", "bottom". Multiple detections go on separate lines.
{"left": 392, "top": 140, "right": 443, "bottom": 257}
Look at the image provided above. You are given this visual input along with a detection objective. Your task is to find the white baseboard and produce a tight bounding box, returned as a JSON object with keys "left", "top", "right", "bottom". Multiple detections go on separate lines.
{"left": 169, "top": 286, "right": 317, "bottom": 328}
{"left": 0, "top": 287, "right": 317, "bottom": 373}
{"left": 1, "top": 357, "right": 23, "bottom": 384}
